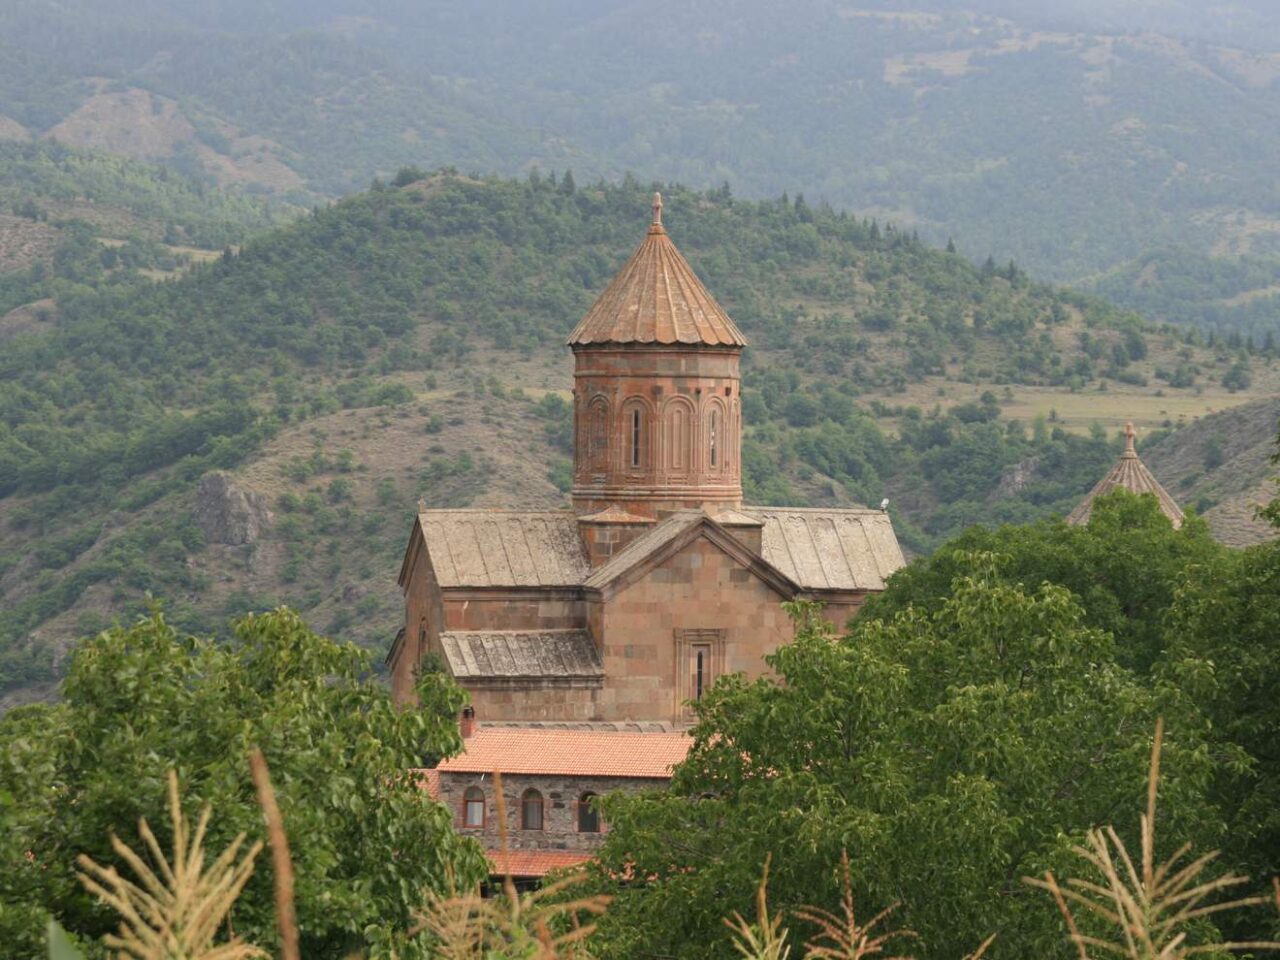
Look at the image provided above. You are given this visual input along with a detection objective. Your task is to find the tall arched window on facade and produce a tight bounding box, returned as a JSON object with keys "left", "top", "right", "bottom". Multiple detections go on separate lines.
{"left": 462, "top": 787, "right": 485, "bottom": 828}
{"left": 578, "top": 793, "right": 601, "bottom": 833}
{"left": 521, "top": 788, "right": 544, "bottom": 830}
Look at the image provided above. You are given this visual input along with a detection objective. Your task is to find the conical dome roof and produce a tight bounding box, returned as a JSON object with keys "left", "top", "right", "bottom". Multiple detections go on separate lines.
{"left": 568, "top": 193, "right": 747, "bottom": 347}
{"left": 1066, "top": 423, "right": 1184, "bottom": 528}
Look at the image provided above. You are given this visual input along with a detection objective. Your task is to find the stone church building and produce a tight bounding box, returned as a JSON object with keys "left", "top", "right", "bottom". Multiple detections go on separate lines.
{"left": 391, "top": 195, "right": 905, "bottom": 877}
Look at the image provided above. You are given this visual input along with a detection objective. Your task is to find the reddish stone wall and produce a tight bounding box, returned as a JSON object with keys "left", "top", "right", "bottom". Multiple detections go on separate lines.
{"left": 465, "top": 683, "right": 604, "bottom": 723}
{"left": 591, "top": 536, "right": 795, "bottom": 721}
{"left": 438, "top": 770, "right": 667, "bottom": 853}
{"left": 571, "top": 345, "right": 743, "bottom": 518}
{"left": 441, "top": 590, "right": 586, "bottom": 632}
{"left": 579, "top": 518, "right": 655, "bottom": 569}
{"left": 393, "top": 535, "right": 444, "bottom": 705}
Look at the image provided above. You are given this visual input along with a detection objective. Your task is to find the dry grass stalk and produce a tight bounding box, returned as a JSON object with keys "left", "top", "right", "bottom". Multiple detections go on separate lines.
{"left": 1026, "top": 717, "right": 1280, "bottom": 959}
{"left": 794, "top": 851, "right": 916, "bottom": 960}
{"left": 962, "top": 933, "right": 998, "bottom": 960}
{"left": 725, "top": 854, "right": 792, "bottom": 960}
{"left": 412, "top": 769, "right": 610, "bottom": 959}
{"left": 248, "top": 749, "right": 300, "bottom": 960}
{"left": 76, "top": 770, "right": 265, "bottom": 960}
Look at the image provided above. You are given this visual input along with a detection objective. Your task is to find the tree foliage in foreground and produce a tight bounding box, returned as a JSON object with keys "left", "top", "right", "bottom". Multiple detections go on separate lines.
{"left": 860, "top": 492, "right": 1227, "bottom": 673}
{"left": 590, "top": 565, "right": 1225, "bottom": 959}
{"left": 0, "top": 608, "right": 487, "bottom": 959}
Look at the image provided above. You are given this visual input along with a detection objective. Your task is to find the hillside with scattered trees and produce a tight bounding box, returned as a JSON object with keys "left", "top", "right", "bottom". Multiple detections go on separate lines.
{"left": 0, "top": 171, "right": 1275, "bottom": 705}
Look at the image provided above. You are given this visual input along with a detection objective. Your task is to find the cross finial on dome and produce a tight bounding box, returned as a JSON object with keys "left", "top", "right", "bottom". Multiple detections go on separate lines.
{"left": 651, "top": 192, "right": 663, "bottom": 231}
{"left": 1123, "top": 421, "right": 1137, "bottom": 458}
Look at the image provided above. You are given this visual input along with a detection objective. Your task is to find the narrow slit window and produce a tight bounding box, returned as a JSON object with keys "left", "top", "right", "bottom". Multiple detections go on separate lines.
{"left": 709, "top": 410, "right": 719, "bottom": 468}
{"left": 693, "top": 644, "right": 711, "bottom": 700}
{"left": 630, "top": 408, "right": 642, "bottom": 468}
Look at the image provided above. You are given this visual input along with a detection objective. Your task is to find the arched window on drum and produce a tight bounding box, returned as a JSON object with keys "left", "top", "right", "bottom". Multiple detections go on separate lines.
{"left": 587, "top": 396, "right": 610, "bottom": 474}
{"left": 705, "top": 398, "right": 728, "bottom": 475}
{"left": 662, "top": 397, "right": 694, "bottom": 476}
{"left": 621, "top": 398, "right": 651, "bottom": 473}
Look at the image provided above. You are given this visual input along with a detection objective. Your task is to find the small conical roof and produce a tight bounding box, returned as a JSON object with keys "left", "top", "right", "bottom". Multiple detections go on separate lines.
{"left": 568, "top": 193, "right": 747, "bottom": 347}
{"left": 1066, "top": 422, "right": 1184, "bottom": 528}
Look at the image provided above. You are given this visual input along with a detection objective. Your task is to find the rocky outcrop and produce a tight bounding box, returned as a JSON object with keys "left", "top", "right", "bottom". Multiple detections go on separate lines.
{"left": 995, "top": 456, "right": 1040, "bottom": 498}
{"left": 194, "top": 472, "right": 272, "bottom": 545}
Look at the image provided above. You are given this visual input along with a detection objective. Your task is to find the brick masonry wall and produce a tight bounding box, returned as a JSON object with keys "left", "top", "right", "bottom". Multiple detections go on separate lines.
{"left": 438, "top": 771, "right": 668, "bottom": 852}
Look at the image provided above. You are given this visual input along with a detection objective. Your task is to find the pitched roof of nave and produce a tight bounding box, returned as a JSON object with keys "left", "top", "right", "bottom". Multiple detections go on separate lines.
{"left": 407, "top": 505, "right": 905, "bottom": 593}
{"left": 1066, "top": 422, "right": 1184, "bottom": 528}
{"left": 400, "top": 510, "right": 589, "bottom": 588}
{"left": 567, "top": 192, "right": 748, "bottom": 348}
{"left": 750, "top": 507, "right": 905, "bottom": 592}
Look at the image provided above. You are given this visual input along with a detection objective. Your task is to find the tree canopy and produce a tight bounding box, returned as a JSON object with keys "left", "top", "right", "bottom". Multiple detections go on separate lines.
{"left": 589, "top": 569, "right": 1224, "bottom": 959}
{"left": 0, "top": 608, "right": 487, "bottom": 958}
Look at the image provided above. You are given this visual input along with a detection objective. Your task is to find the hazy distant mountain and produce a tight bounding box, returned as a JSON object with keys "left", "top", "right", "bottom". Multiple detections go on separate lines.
{"left": 1, "top": 0, "right": 1279, "bottom": 329}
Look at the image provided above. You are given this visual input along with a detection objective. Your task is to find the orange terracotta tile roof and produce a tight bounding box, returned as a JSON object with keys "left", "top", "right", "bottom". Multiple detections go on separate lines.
{"left": 568, "top": 193, "right": 747, "bottom": 348}
{"left": 486, "top": 849, "right": 592, "bottom": 878}
{"left": 415, "top": 768, "right": 440, "bottom": 799}
{"left": 436, "top": 727, "right": 691, "bottom": 778}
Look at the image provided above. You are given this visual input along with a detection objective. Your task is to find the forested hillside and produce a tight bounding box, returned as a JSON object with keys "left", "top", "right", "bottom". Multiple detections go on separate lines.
{"left": 3, "top": 1, "right": 1280, "bottom": 333}
{"left": 0, "top": 172, "right": 1275, "bottom": 704}
{"left": 0, "top": 140, "right": 289, "bottom": 331}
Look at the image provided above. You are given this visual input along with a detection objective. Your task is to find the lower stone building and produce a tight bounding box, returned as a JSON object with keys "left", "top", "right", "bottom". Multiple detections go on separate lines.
{"left": 422, "top": 720, "right": 690, "bottom": 884}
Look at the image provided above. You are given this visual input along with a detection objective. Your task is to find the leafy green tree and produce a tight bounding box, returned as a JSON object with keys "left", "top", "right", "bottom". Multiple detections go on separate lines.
{"left": 590, "top": 572, "right": 1221, "bottom": 960}
{"left": 861, "top": 491, "right": 1225, "bottom": 672}
{"left": 1160, "top": 428, "right": 1280, "bottom": 936}
{"left": 0, "top": 608, "right": 486, "bottom": 959}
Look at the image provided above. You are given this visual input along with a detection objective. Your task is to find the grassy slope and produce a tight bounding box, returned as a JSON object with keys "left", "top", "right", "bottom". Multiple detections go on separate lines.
{"left": 0, "top": 173, "right": 1274, "bottom": 707}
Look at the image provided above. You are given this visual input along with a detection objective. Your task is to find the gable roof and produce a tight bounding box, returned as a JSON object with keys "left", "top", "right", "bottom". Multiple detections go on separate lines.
{"left": 582, "top": 510, "right": 798, "bottom": 597}
{"left": 436, "top": 727, "right": 691, "bottom": 778}
{"left": 746, "top": 507, "right": 906, "bottom": 591}
{"left": 407, "top": 510, "right": 589, "bottom": 588}
{"left": 567, "top": 193, "right": 747, "bottom": 348}
{"left": 1066, "top": 423, "right": 1184, "bottom": 528}
{"left": 440, "top": 630, "right": 604, "bottom": 680}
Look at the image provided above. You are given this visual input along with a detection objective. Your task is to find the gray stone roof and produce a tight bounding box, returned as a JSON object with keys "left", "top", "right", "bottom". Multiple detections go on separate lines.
{"left": 417, "top": 510, "right": 588, "bottom": 587}
{"left": 440, "top": 629, "right": 604, "bottom": 679}
{"left": 746, "top": 507, "right": 905, "bottom": 591}
{"left": 414, "top": 506, "right": 905, "bottom": 594}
